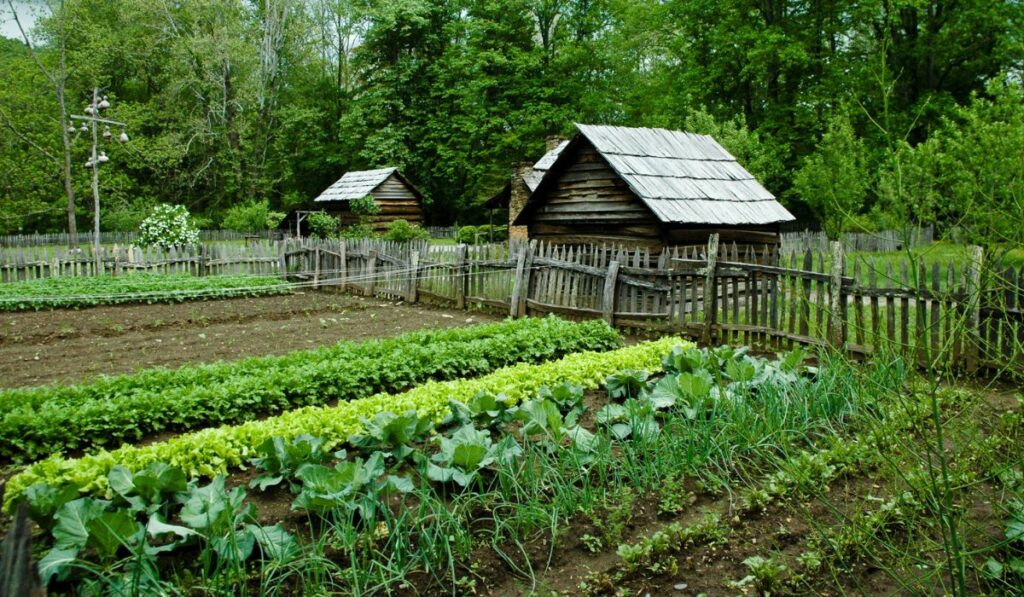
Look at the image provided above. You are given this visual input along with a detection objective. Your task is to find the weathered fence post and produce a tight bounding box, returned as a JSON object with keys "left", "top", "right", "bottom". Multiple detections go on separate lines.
{"left": 965, "top": 245, "right": 984, "bottom": 372}
{"left": 365, "top": 249, "right": 378, "bottom": 297}
{"left": 828, "top": 241, "right": 846, "bottom": 348}
{"left": 701, "top": 234, "right": 720, "bottom": 345}
{"left": 198, "top": 244, "right": 208, "bottom": 277}
{"left": 313, "top": 245, "right": 321, "bottom": 290}
{"left": 338, "top": 241, "right": 347, "bottom": 291}
{"left": 0, "top": 503, "right": 40, "bottom": 597}
{"left": 509, "top": 243, "right": 528, "bottom": 317}
{"left": 454, "top": 244, "right": 468, "bottom": 310}
{"left": 515, "top": 241, "right": 537, "bottom": 317}
{"left": 407, "top": 250, "right": 419, "bottom": 303}
{"left": 602, "top": 260, "right": 620, "bottom": 325}
{"left": 278, "top": 242, "right": 287, "bottom": 280}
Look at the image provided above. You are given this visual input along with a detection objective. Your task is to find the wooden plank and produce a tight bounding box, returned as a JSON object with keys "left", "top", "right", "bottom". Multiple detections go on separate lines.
{"left": 602, "top": 261, "right": 620, "bottom": 324}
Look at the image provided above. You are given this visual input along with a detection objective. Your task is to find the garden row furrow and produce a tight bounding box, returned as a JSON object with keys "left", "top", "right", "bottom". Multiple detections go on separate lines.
{"left": 0, "top": 316, "right": 620, "bottom": 463}
{"left": 4, "top": 337, "right": 681, "bottom": 507}
{"left": 0, "top": 273, "right": 290, "bottom": 310}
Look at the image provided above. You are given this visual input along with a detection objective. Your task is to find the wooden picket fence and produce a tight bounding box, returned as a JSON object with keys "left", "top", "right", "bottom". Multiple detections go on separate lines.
{"left": 0, "top": 233, "right": 1018, "bottom": 374}
{"left": 0, "top": 241, "right": 284, "bottom": 282}
{"left": 0, "top": 229, "right": 282, "bottom": 248}
{"left": 281, "top": 236, "right": 1021, "bottom": 375}
{"left": 780, "top": 225, "right": 934, "bottom": 254}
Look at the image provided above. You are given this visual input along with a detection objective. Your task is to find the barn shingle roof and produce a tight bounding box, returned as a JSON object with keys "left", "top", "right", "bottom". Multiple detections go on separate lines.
{"left": 314, "top": 167, "right": 397, "bottom": 203}
{"left": 522, "top": 124, "right": 795, "bottom": 226}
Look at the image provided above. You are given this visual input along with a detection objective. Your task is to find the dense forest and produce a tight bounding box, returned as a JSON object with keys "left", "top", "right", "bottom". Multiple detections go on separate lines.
{"left": 0, "top": 0, "right": 1021, "bottom": 245}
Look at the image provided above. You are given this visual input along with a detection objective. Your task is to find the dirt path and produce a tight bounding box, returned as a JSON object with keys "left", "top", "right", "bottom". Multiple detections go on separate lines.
{"left": 0, "top": 292, "right": 500, "bottom": 388}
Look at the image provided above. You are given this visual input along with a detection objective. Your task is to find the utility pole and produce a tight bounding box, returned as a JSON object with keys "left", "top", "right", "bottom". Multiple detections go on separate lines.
{"left": 69, "top": 89, "right": 128, "bottom": 272}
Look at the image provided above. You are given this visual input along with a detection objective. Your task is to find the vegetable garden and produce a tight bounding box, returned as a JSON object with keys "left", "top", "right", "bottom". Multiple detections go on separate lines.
{"left": 0, "top": 311, "right": 1020, "bottom": 596}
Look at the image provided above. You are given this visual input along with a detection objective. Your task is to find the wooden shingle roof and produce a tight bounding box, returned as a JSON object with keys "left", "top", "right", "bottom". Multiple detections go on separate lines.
{"left": 314, "top": 167, "right": 398, "bottom": 203}
{"left": 519, "top": 125, "right": 795, "bottom": 226}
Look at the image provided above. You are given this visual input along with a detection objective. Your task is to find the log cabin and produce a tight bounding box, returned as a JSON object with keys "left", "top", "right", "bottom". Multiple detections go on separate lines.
{"left": 303, "top": 167, "right": 424, "bottom": 234}
{"left": 509, "top": 125, "right": 795, "bottom": 252}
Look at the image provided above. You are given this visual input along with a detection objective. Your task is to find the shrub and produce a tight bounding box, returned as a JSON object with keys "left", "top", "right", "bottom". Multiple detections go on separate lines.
{"left": 137, "top": 204, "right": 200, "bottom": 248}
{"left": 307, "top": 211, "right": 340, "bottom": 239}
{"left": 457, "top": 225, "right": 506, "bottom": 245}
{"left": 350, "top": 195, "right": 380, "bottom": 216}
{"left": 221, "top": 200, "right": 285, "bottom": 232}
{"left": 341, "top": 222, "right": 377, "bottom": 239}
{"left": 383, "top": 219, "right": 429, "bottom": 242}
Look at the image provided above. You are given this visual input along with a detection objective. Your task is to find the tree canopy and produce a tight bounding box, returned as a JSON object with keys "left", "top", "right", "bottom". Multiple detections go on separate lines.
{"left": 1, "top": 0, "right": 1021, "bottom": 245}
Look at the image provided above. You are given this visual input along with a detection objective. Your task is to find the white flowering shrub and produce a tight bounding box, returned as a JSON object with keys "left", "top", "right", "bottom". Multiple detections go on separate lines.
{"left": 137, "top": 204, "right": 200, "bottom": 248}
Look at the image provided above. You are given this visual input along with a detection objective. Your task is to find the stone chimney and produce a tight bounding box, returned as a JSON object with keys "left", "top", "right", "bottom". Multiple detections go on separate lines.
{"left": 545, "top": 135, "right": 566, "bottom": 152}
{"left": 508, "top": 161, "right": 533, "bottom": 241}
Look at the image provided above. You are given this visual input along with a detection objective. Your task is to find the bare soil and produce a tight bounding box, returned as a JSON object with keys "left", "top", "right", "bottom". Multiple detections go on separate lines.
{"left": 0, "top": 291, "right": 500, "bottom": 388}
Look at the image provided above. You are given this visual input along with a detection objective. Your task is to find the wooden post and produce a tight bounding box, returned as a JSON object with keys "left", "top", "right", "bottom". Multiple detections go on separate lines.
{"left": 602, "top": 260, "right": 620, "bottom": 325}
{"left": 365, "top": 249, "right": 378, "bottom": 297}
{"left": 407, "top": 250, "right": 419, "bottom": 303}
{"left": 828, "top": 241, "right": 846, "bottom": 348}
{"left": 701, "top": 234, "right": 720, "bottom": 345}
{"left": 278, "top": 243, "right": 287, "bottom": 280}
{"left": 454, "top": 244, "right": 468, "bottom": 310}
{"left": 338, "top": 241, "right": 347, "bottom": 292}
{"left": 198, "top": 244, "right": 207, "bottom": 277}
{"left": 509, "top": 244, "right": 528, "bottom": 317}
{"left": 0, "top": 504, "right": 40, "bottom": 597}
{"left": 516, "top": 241, "right": 537, "bottom": 317}
{"left": 965, "top": 245, "right": 984, "bottom": 372}
{"left": 312, "top": 245, "right": 321, "bottom": 289}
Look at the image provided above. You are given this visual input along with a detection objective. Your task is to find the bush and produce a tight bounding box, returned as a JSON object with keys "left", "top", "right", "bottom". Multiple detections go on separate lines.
{"left": 221, "top": 200, "right": 285, "bottom": 232}
{"left": 137, "top": 204, "right": 200, "bottom": 248}
{"left": 307, "top": 211, "right": 340, "bottom": 239}
{"left": 383, "top": 219, "right": 429, "bottom": 242}
{"left": 457, "top": 224, "right": 507, "bottom": 245}
{"left": 103, "top": 198, "right": 157, "bottom": 232}
{"left": 456, "top": 225, "right": 477, "bottom": 244}
{"left": 341, "top": 223, "right": 377, "bottom": 239}
{"left": 350, "top": 195, "right": 380, "bottom": 216}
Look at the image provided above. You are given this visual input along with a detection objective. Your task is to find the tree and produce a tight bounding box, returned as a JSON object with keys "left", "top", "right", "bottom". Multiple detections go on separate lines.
{"left": 794, "top": 112, "right": 869, "bottom": 237}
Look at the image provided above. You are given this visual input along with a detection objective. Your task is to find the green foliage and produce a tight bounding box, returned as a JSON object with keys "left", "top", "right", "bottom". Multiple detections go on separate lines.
{"left": 382, "top": 219, "right": 429, "bottom": 242}
{"left": 4, "top": 336, "right": 680, "bottom": 508}
{"left": 0, "top": 273, "right": 286, "bottom": 311}
{"left": 349, "top": 195, "right": 380, "bottom": 217}
{"left": 879, "top": 81, "right": 1024, "bottom": 247}
{"left": 456, "top": 225, "right": 506, "bottom": 245}
{"left": 30, "top": 470, "right": 296, "bottom": 590}
{"left": 137, "top": 204, "right": 200, "bottom": 248}
{"left": 427, "top": 425, "right": 513, "bottom": 488}
{"left": 340, "top": 222, "right": 377, "bottom": 239}
{"left": 794, "top": 111, "right": 869, "bottom": 237}
{"left": 221, "top": 200, "right": 284, "bottom": 232}
{"left": 0, "top": 316, "right": 620, "bottom": 463}
{"left": 307, "top": 211, "right": 339, "bottom": 239}
{"left": 350, "top": 410, "right": 434, "bottom": 463}
{"left": 248, "top": 435, "right": 328, "bottom": 492}
{"left": 292, "top": 453, "right": 412, "bottom": 516}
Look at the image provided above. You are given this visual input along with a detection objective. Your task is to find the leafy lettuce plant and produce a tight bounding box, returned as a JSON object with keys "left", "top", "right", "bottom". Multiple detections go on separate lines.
{"left": 606, "top": 369, "right": 649, "bottom": 400}
{"left": 292, "top": 452, "right": 413, "bottom": 519}
{"left": 350, "top": 410, "right": 433, "bottom": 462}
{"left": 248, "top": 434, "right": 328, "bottom": 492}
{"left": 426, "top": 425, "right": 521, "bottom": 488}
{"left": 445, "top": 390, "right": 518, "bottom": 430}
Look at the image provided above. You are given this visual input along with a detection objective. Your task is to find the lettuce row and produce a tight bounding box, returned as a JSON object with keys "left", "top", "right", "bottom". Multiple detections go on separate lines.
{"left": 0, "top": 273, "right": 289, "bottom": 311}
{"left": 4, "top": 337, "right": 688, "bottom": 509}
{"left": 0, "top": 317, "right": 620, "bottom": 462}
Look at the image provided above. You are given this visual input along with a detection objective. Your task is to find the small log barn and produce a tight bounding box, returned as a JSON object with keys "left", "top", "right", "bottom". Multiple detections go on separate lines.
{"left": 509, "top": 124, "right": 795, "bottom": 251}
{"left": 311, "top": 167, "right": 424, "bottom": 233}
